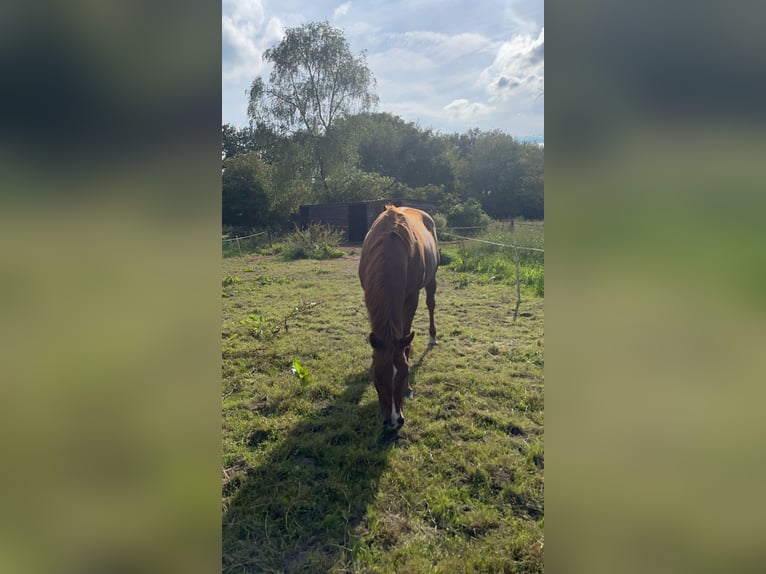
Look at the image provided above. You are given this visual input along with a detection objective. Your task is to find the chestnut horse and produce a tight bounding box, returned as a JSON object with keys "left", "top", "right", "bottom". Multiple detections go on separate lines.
{"left": 358, "top": 205, "right": 440, "bottom": 430}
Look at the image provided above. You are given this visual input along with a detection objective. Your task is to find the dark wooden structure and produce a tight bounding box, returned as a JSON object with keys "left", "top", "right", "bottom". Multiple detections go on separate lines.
{"left": 298, "top": 199, "right": 436, "bottom": 242}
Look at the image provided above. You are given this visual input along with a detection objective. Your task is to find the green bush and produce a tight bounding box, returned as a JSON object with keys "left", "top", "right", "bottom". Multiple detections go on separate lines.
{"left": 446, "top": 199, "right": 491, "bottom": 233}
{"left": 431, "top": 212, "right": 448, "bottom": 232}
{"left": 281, "top": 224, "right": 345, "bottom": 260}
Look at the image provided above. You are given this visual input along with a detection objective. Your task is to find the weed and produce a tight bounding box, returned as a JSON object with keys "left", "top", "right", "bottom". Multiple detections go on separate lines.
{"left": 222, "top": 274, "right": 240, "bottom": 286}
{"left": 240, "top": 313, "right": 272, "bottom": 339}
{"left": 239, "top": 300, "right": 319, "bottom": 340}
{"left": 291, "top": 357, "right": 311, "bottom": 385}
{"left": 456, "top": 273, "right": 471, "bottom": 288}
{"left": 247, "top": 274, "right": 290, "bottom": 286}
{"left": 281, "top": 224, "right": 345, "bottom": 261}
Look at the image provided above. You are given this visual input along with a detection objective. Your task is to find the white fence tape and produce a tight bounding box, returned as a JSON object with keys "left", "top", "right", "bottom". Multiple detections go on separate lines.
{"left": 440, "top": 231, "right": 544, "bottom": 253}
{"left": 222, "top": 231, "right": 268, "bottom": 242}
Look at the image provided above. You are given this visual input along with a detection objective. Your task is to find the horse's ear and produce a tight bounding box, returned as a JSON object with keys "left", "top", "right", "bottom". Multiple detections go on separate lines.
{"left": 400, "top": 331, "right": 415, "bottom": 348}
{"left": 369, "top": 333, "right": 385, "bottom": 349}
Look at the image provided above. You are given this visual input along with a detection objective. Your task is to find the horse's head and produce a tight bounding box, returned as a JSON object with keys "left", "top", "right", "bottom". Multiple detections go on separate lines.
{"left": 369, "top": 331, "right": 414, "bottom": 430}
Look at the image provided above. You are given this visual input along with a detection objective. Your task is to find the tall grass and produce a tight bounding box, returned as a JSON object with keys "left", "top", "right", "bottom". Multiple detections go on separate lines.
{"left": 280, "top": 223, "right": 345, "bottom": 261}
{"left": 443, "top": 221, "right": 544, "bottom": 296}
{"left": 221, "top": 231, "right": 271, "bottom": 258}
{"left": 222, "top": 224, "right": 347, "bottom": 260}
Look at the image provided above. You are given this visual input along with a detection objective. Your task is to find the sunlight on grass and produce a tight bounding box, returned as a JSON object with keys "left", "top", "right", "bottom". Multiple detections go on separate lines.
{"left": 221, "top": 242, "right": 544, "bottom": 572}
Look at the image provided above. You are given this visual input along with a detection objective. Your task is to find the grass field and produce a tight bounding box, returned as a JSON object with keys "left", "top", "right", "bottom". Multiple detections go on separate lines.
{"left": 221, "top": 233, "right": 544, "bottom": 572}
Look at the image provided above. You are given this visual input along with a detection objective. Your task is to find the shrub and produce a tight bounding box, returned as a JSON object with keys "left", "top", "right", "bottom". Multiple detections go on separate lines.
{"left": 446, "top": 199, "right": 491, "bottom": 232}
{"left": 281, "top": 224, "right": 345, "bottom": 260}
{"left": 431, "top": 212, "right": 448, "bottom": 232}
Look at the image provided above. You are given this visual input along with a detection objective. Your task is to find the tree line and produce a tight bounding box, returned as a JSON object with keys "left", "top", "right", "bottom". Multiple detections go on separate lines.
{"left": 222, "top": 21, "right": 543, "bottom": 231}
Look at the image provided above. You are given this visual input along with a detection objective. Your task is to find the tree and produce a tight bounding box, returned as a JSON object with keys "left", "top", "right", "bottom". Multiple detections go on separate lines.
{"left": 221, "top": 153, "right": 272, "bottom": 227}
{"left": 267, "top": 136, "right": 317, "bottom": 223}
{"left": 333, "top": 113, "right": 456, "bottom": 194}
{"left": 460, "top": 130, "right": 541, "bottom": 220}
{"left": 222, "top": 124, "right": 253, "bottom": 161}
{"left": 248, "top": 21, "right": 378, "bottom": 196}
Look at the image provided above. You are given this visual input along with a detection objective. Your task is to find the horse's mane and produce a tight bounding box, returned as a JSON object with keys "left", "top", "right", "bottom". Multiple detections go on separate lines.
{"left": 362, "top": 206, "right": 416, "bottom": 344}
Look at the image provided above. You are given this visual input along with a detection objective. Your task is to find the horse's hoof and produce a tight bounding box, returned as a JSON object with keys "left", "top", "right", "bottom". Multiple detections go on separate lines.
{"left": 428, "top": 338, "right": 437, "bottom": 346}
{"left": 404, "top": 389, "right": 414, "bottom": 399}
{"left": 382, "top": 421, "right": 401, "bottom": 434}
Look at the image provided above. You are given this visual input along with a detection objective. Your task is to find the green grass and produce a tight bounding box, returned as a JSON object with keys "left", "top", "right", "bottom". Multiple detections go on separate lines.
{"left": 222, "top": 240, "right": 544, "bottom": 572}
{"left": 222, "top": 232, "right": 273, "bottom": 258}
{"left": 440, "top": 221, "right": 544, "bottom": 297}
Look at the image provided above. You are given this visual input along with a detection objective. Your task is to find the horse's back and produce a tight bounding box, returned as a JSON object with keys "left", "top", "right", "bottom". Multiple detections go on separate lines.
{"left": 359, "top": 205, "right": 439, "bottom": 288}
{"left": 399, "top": 207, "right": 440, "bottom": 279}
{"left": 358, "top": 207, "right": 399, "bottom": 287}
{"left": 399, "top": 206, "right": 435, "bottom": 234}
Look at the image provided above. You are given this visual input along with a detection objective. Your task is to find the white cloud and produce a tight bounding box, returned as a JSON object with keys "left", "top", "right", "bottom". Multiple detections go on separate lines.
{"left": 222, "top": 0, "right": 283, "bottom": 83}
{"left": 369, "top": 48, "right": 435, "bottom": 76}
{"left": 398, "top": 31, "right": 494, "bottom": 63}
{"left": 370, "top": 30, "right": 493, "bottom": 80}
{"left": 369, "top": 30, "right": 495, "bottom": 105}
{"left": 224, "top": 0, "right": 265, "bottom": 21}
{"left": 481, "top": 27, "right": 544, "bottom": 101}
{"left": 443, "top": 99, "right": 493, "bottom": 123}
{"left": 221, "top": 0, "right": 544, "bottom": 135}
{"left": 333, "top": 2, "right": 352, "bottom": 19}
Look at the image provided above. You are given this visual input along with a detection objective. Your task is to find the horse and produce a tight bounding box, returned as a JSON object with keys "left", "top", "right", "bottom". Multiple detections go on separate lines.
{"left": 358, "top": 204, "right": 440, "bottom": 430}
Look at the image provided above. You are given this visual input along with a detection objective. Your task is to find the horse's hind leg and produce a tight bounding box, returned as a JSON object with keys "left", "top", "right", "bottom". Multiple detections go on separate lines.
{"left": 426, "top": 277, "right": 437, "bottom": 345}
{"left": 401, "top": 293, "right": 420, "bottom": 358}
{"left": 401, "top": 294, "right": 419, "bottom": 398}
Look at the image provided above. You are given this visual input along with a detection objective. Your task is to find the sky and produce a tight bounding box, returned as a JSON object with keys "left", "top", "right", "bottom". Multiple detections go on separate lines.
{"left": 222, "top": 0, "right": 543, "bottom": 140}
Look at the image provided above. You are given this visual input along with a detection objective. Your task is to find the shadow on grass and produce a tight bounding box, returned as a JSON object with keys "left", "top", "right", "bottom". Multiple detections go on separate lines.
{"left": 406, "top": 339, "right": 436, "bottom": 397}
{"left": 222, "top": 370, "right": 394, "bottom": 573}
{"left": 411, "top": 340, "right": 435, "bottom": 374}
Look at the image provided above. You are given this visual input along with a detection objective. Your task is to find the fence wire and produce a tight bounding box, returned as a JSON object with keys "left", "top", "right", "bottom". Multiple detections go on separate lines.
{"left": 439, "top": 230, "right": 544, "bottom": 253}
{"left": 222, "top": 231, "right": 267, "bottom": 242}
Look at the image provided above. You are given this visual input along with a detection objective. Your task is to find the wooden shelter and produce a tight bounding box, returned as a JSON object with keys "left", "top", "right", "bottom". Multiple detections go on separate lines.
{"left": 298, "top": 199, "right": 436, "bottom": 242}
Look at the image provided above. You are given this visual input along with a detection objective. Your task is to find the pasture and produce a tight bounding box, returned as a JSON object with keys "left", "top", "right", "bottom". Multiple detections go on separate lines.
{"left": 221, "top": 232, "right": 544, "bottom": 572}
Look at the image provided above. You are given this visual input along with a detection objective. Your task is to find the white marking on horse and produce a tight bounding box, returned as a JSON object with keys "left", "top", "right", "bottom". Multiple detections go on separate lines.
{"left": 390, "top": 364, "right": 399, "bottom": 423}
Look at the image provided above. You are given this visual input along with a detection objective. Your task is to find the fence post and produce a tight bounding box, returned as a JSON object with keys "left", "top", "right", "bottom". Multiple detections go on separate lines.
{"left": 235, "top": 235, "right": 241, "bottom": 256}
{"left": 513, "top": 232, "right": 521, "bottom": 322}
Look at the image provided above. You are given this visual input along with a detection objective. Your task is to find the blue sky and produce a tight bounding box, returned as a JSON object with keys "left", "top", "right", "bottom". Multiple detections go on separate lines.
{"left": 222, "top": 0, "right": 543, "bottom": 138}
